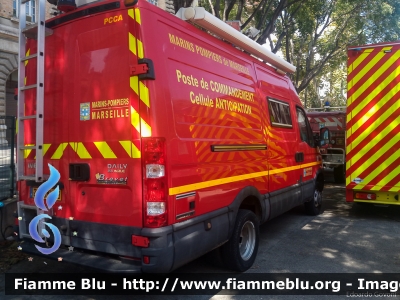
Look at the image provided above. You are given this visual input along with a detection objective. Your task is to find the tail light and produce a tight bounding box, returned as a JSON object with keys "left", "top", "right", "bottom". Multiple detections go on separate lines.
{"left": 354, "top": 192, "right": 376, "bottom": 200}
{"left": 142, "top": 138, "right": 167, "bottom": 228}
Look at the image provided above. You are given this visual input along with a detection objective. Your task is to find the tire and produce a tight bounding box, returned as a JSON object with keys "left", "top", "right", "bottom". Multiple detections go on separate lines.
{"left": 333, "top": 164, "right": 345, "bottom": 183}
{"left": 304, "top": 188, "right": 323, "bottom": 215}
{"left": 221, "top": 209, "right": 259, "bottom": 272}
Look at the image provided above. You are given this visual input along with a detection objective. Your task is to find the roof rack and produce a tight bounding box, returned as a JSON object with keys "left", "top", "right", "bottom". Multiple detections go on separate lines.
{"left": 176, "top": 7, "right": 296, "bottom": 74}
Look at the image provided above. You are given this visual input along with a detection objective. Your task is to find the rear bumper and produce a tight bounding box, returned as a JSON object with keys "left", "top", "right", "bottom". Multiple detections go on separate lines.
{"left": 18, "top": 206, "right": 230, "bottom": 273}
{"left": 346, "top": 188, "right": 400, "bottom": 205}
{"left": 17, "top": 205, "right": 175, "bottom": 273}
{"left": 20, "top": 240, "right": 142, "bottom": 273}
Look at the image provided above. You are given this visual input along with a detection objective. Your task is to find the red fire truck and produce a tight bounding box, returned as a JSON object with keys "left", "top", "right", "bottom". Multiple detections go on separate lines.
{"left": 307, "top": 110, "right": 346, "bottom": 183}
{"left": 16, "top": 0, "right": 327, "bottom": 272}
{"left": 346, "top": 41, "right": 400, "bottom": 205}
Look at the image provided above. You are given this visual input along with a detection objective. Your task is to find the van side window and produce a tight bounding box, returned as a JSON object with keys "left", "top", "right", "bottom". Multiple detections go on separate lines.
{"left": 267, "top": 98, "right": 292, "bottom": 128}
{"left": 296, "top": 108, "right": 314, "bottom": 147}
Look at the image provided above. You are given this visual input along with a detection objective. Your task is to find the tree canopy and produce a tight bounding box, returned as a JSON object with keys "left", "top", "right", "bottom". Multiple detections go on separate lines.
{"left": 171, "top": 0, "right": 400, "bottom": 107}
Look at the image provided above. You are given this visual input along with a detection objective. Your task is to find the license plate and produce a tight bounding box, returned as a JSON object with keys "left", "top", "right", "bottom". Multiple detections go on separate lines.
{"left": 31, "top": 187, "right": 62, "bottom": 201}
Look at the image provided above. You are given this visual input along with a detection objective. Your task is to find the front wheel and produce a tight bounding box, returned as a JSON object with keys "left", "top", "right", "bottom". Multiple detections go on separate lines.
{"left": 304, "top": 188, "right": 323, "bottom": 215}
{"left": 221, "top": 209, "right": 259, "bottom": 272}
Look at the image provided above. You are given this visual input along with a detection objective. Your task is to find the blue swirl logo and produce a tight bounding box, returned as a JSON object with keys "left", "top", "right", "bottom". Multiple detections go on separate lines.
{"left": 29, "top": 164, "right": 62, "bottom": 255}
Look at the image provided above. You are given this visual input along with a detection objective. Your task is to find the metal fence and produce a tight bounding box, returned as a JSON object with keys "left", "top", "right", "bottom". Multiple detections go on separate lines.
{"left": 0, "top": 116, "right": 16, "bottom": 201}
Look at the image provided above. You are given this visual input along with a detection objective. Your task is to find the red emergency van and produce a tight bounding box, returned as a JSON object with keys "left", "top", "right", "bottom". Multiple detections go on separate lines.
{"left": 16, "top": 0, "right": 326, "bottom": 272}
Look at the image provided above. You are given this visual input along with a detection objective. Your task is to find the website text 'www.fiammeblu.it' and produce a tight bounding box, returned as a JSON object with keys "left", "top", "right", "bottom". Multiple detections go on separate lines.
{"left": 5, "top": 274, "right": 400, "bottom": 296}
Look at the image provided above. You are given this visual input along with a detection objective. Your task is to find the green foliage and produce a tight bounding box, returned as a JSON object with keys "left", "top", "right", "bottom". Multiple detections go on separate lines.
{"left": 174, "top": 0, "right": 400, "bottom": 107}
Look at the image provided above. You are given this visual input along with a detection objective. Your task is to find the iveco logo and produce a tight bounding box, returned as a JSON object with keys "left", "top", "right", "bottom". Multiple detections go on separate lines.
{"left": 352, "top": 178, "right": 363, "bottom": 184}
{"left": 28, "top": 163, "right": 36, "bottom": 169}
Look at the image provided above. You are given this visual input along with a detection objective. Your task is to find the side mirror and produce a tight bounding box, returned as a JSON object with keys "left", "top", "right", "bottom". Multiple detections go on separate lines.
{"left": 319, "top": 127, "right": 330, "bottom": 147}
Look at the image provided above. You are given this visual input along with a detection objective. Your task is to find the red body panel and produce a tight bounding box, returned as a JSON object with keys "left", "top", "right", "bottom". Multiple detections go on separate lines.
{"left": 21, "top": 9, "right": 142, "bottom": 226}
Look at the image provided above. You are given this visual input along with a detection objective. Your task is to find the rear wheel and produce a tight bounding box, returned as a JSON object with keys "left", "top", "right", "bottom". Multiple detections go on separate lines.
{"left": 334, "top": 164, "right": 345, "bottom": 183}
{"left": 305, "top": 188, "right": 323, "bottom": 215}
{"left": 221, "top": 209, "right": 259, "bottom": 272}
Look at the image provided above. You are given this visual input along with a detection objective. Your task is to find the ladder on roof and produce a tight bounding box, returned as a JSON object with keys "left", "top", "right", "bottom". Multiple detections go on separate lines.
{"left": 17, "top": 0, "right": 53, "bottom": 182}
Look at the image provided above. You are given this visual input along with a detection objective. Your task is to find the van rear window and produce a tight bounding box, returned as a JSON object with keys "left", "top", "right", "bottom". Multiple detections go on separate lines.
{"left": 46, "top": 1, "right": 120, "bottom": 28}
{"left": 267, "top": 98, "right": 292, "bottom": 128}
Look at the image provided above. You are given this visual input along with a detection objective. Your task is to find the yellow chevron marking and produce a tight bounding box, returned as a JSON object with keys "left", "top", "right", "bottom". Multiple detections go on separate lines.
{"left": 131, "top": 77, "right": 150, "bottom": 108}
{"left": 130, "top": 76, "right": 139, "bottom": 95}
{"left": 169, "top": 161, "right": 321, "bottom": 195}
{"left": 351, "top": 81, "right": 400, "bottom": 136}
{"left": 135, "top": 8, "right": 141, "bottom": 25}
{"left": 349, "top": 51, "right": 400, "bottom": 124}
{"left": 347, "top": 48, "right": 399, "bottom": 115}
{"left": 375, "top": 162, "right": 400, "bottom": 189}
{"left": 33, "top": 144, "right": 52, "bottom": 159}
{"left": 69, "top": 142, "right": 92, "bottom": 159}
{"left": 348, "top": 47, "right": 391, "bottom": 90}
{"left": 346, "top": 127, "right": 400, "bottom": 186}
{"left": 51, "top": 143, "right": 68, "bottom": 159}
{"left": 43, "top": 144, "right": 51, "bottom": 156}
{"left": 128, "top": 8, "right": 134, "bottom": 20}
{"left": 139, "top": 82, "right": 149, "bottom": 107}
{"left": 131, "top": 106, "right": 151, "bottom": 137}
{"left": 346, "top": 137, "right": 351, "bottom": 156}
{"left": 352, "top": 148, "right": 400, "bottom": 190}
{"left": 141, "top": 118, "right": 152, "bottom": 137}
{"left": 119, "top": 141, "right": 141, "bottom": 158}
{"left": 70, "top": 142, "right": 77, "bottom": 151}
{"left": 24, "top": 144, "right": 34, "bottom": 159}
{"left": 129, "top": 33, "right": 137, "bottom": 56}
{"left": 25, "top": 49, "right": 30, "bottom": 66}
{"left": 94, "top": 141, "right": 117, "bottom": 158}
{"left": 349, "top": 84, "right": 400, "bottom": 149}
{"left": 389, "top": 185, "right": 400, "bottom": 192}
{"left": 130, "top": 106, "right": 140, "bottom": 132}
{"left": 24, "top": 77, "right": 27, "bottom": 85}
{"left": 137, "top": 39, "right": 144, "bottom": 59}
{"left": 347, "top": 48, "right": 373, "bottom": 76}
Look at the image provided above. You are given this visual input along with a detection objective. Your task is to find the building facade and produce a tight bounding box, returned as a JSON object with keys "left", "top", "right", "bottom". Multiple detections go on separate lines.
{"left": 0, "top": 0, "right": 55, "bottom": 148}
{"left": 0, "top": 0, "right": 55, "bottom": 118}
